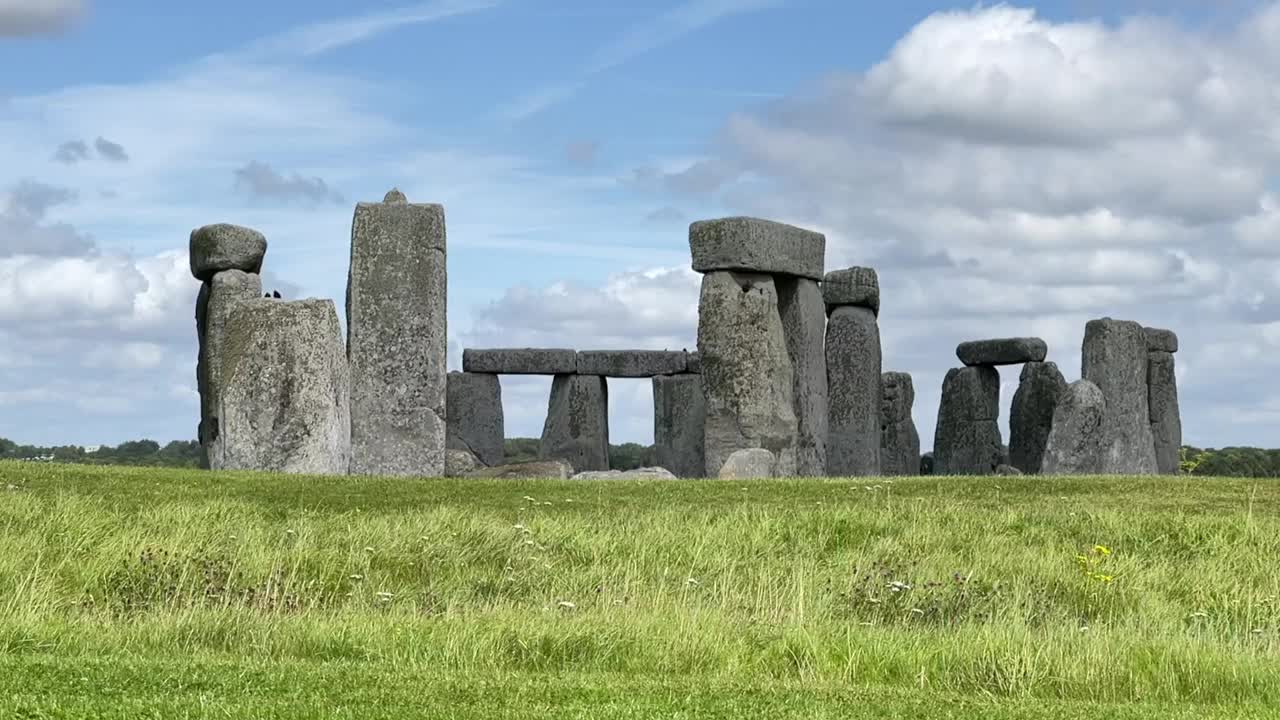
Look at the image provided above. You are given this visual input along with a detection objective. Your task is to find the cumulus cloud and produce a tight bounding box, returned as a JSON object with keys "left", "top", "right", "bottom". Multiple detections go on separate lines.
{"left": 233, "top": 160, "right": 344, "bottom": 205}
{"left": 94, "top": 136, "right": 128, "bottom": 163}
{"left": 0, "top": 0, "right": 86, "bottom": 38}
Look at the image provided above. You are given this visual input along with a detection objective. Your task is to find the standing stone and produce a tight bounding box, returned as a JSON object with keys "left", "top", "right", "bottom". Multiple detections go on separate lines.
{"left": 1008, "top": 361, "right": 1067, "bottom": 474}
{"left": 933, "top": 366, "right": 1003, "bottom": 475}
{"left": 1042, "top": 380, "right": 1107, "bottom": 475}
{"left": 697, "top": 271, "right": 798, "bottom": 477}
{"left": 719, "top": 448, "right": 777, "bottom": 479}
{"left": 445, "top": 372, "right": 504, "bottom": 467}
{"left": 189, "top": 224, "right": 266, "bottom": 281}
{"left": 211, "top": 299, "right": 350, "bottom": 475}
{"left": 653, "top": 374, "right": 706, "bottom": 478}
{"left": 347, "top": 190, "right": 447, "bottom": 477}
{"left": 880, "top": 372, "right": 920, "bottom": 476}
{"left": 539, "top": 374, "right": 609, "bottom": 472}
{"left": 826, "top": 306, "right": 882, "bottom": 476}
{"left": 777, "top": 277, "right": 829, "bottom": 476}
{"left": 1082, "top": 318, "right": 1158, "bottom": 474}
{"left": 197, "top": 270, "right": 262, "bottom": 467}
{"left": 1148, "top": 350, "right": 1182, "bottom": 475}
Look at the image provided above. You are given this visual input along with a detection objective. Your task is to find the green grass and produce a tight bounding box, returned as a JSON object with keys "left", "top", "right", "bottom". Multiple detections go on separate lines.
{"left": 2, "top": 461, "right": 1280, "bottom": 718}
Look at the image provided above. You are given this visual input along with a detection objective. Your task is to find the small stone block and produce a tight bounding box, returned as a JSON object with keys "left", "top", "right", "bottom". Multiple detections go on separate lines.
{"left": 822, "top": 267, "right": 880, "bottom": 315}
{"left": 1144, "top": 327, "right": 1179, "bottom": 354}
{"left": 189, "top": 224, "right": 267, "bottom": 281}
{"left": 956, "top": 337, "right": 1047, "bottom": 366}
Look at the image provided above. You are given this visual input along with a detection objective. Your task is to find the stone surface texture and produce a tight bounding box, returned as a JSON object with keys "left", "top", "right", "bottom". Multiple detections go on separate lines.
{"left": 1008, "top": 361, "right": 1067, "bottom": 474}
{"left": 1144, "top": 327, "right": 1179, "bottom": 354}
{"left": 653, "top": 374, "right": 706, "bottom": 478}
{"left": 1041, "top": 379, "right": 1107, "bottom": 475}
{"left": 995, "top": 464, "right": 1025, "bottom": 476}
{"left": 826, "top": 305, "right": 882, "bottom": 476}
{"left": 1082, "top": 318, "right": 1158, "bottom": 474}
{"left": 347, "top": 194, "right": 447, "bottom": 477}
{"left": 777, "top": 276, "right": 829, "bottom": 476}
{"left": 697, "top": 271, "right": 798, "bottom": 477}
{"left": 445, "top": 372, "right": 504, "bottom": 467}
{"left": 444, "top": 449, "right": 481, "bottom": 477}
{"left": 189, "top": 224, "right": 267, "bottom": 281}
{"left": 576, "top": 350, "right": 687, "bottom": 377}
{"left": 572, "top": 467, "right": 679, "bottom": 480}
{"left": 211, "top": 299, "right": 350, "bottom": 475}
{"left": 197, "top": 270, "right": 263, "bottom": 466}
{"left": 880, "top": 371, "right": 921, "bottom": 476}
{"left": 462, "top": 348, "right": 578, "bottom": 375}
{"left": 932, "top": 366, "right": 1003, "bottom": 475}
{"left": 718, "top": 448, "right": 777, "bottom": 479}
{"left": 822, "top": 267, "right": 880, "bottom": 315}
{"left": 685, "top": 351, "right": 702, "bottom": 374}
{"left": 1148, "top": 351, "right": 1183, "bottom": 475}
{"left": 465, "top": 460, "right": 573, "bottom": 479}
{"left": 690, "top": 217, "right": 826, "bottom": 280}
{"left": 956, "top": 337, "right": 1048, "bottom": 367}
{"left": 539, "top": 374, "right": 610, "bottom": 472}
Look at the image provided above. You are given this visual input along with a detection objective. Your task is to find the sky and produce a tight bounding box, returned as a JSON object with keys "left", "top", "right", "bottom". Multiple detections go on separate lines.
{"left": 1, "top": 0, "right": 1278, "bottom": 452}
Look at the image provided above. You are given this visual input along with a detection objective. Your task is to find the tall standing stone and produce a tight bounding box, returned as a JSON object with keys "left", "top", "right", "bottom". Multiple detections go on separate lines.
{"left": 777, "top": 277, "right": 828, "bottom": 476}
{"left": 933, "top": 366, "right": 1003, "bottom": 475}
{"left": 347, "top": 189, "right": 447, "bottom": 477}
{"left": 197, "top": 270, "right": 262, "bottom": 466}
{"left": 1041, "top": 379, "right": 1107, "bottom": 475}
{"left": 211, "top": 299, "right": 350, "bottom": 475}
{"left": 653, "top": 374, "right": 706, "bottom": 478}
{"left": 446, "top": 372, "right": 504, "bottom": 467}
{"left": 1008, "top": 361, "right": 1067, "bottom": 474}
{"left": 880, "top": 371, "right": 920, "bottom": 476}
{"left": 1147, "top": 343, "right": 1182, "bottom": 475}
{"left": 1082, "top": 318, "right": 1158, "bottom": 474}
{"left": 697, "top": 271, "right": 798, "bottom": 477}
{"left": 540, "top": 374, "right": 610, "bottom": 472}
{"left": 826, "top": 306, "right": 882, "bottom": 476}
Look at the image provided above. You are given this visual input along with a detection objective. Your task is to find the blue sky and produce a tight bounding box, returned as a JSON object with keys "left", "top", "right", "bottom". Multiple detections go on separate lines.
{"left": 2, "top": 0, "right": 1280, "bottom": 451}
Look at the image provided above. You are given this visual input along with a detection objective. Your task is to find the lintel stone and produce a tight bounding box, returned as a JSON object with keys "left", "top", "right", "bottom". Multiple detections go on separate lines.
{"left": 956, "top": 337, "right": 1047, "bottom": 366}
{"left": 690, "top": 216, "right": 825, "bottom": 280}
{"left": 463, "top": 348, "right": 578, "bottom": 375}
{"left": 822, "top": 267, "right": 879, "bottom": 315}
{"left": 576, "top": 350, "right": 687, "bottom": 377}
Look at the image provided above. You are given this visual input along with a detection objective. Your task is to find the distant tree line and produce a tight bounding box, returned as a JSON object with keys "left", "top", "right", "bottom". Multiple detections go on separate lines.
{"left": 0, "top": 438, "right": 202, "bottom": 468}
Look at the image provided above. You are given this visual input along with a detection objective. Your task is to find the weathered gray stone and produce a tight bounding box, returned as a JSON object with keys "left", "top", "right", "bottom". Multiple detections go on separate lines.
{"left": 880, "top": 371, "right": 920, "bottom": 476}
{"left": 1082, "top": 318, "right": 1158, "bottom": 475}
{"left": 197, "top": 270, "right": 263, "bottom": 467}
{"left": 1042, "top": 380, "right": 1107, "bottom": 475}
{"left": 826, "top": 306, "right": 882, "bottom": 476}
{"left": 933, "top": 366, "right": 1003, "bottom": 475}
{"left": 822, "top": 267, "right": 880, "bottom": 315}
{"left": 462, "top": 348, "right": 578, "bottom": 375}
{"left": 539, "top": 374, "right": 609, "bottom": 472}
{"left": 444, "top": 449, "right": 481, "bottom": 477}
{"left": 690, "top": 217, "right": 826, "bottom": 280}
{"left": 718, "top": 448, "right": 776, "bottom": 479}
{"left": 777, "top": 277, "right": 829, "bottom": 476}
{"left": 995, "top": 464, "right": 1024, "bottom": 476}
{"left": 956, "top": 337, "right": 1047, "bottom": 367}
{"left": 1008, "top": 361, "right": 1067, "bottom": 474}
{"left": 466, "top": 460, "right": 572, "bottom": 480}
{"left": 920, "top": 452, "right": 935, "bottom": 475}
{"left": 653, "top": 374, "right": 706, "bottom": 478}
{"left": 576, "top": 350, "right": 687, "bottom": 377}
{"left": 347, "top": 192, "right": 447, "bottom": 477}
{"left": 211, "top": 299, "right": 350, "bottom": 475}
{"left": 1148, "top": 351, "right": 1182, "bottom": 475}
{"left": 1144, "top": 327, "right": 1179, "bottom": 354}
{"left": 697, "top": 271, "right": 798, "bottom": 477}
{"left": 685, "top": 351, "right": 702, "bottom": 374}
{"left": 572, "top": 467, "right": 679, "bottom": 480}
{"left": 189, "top": 224, "right": 266, "bottom": 281}
{"left": 446, "top": 372, "right": 504, "bottom": 467}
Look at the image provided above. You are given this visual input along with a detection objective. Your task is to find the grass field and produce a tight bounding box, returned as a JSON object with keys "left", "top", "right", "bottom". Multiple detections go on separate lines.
{"left": 2, "top": 461, "right": 1280, "bottom": 718}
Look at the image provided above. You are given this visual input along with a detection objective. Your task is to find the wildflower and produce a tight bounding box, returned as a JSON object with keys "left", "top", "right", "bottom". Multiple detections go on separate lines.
{"left": 557, "top": 600, "right": 576, "bottom": 610}
{"left": 1093, "top": 545, "right": 1111, "bottom": 556}
{"left": 523, "top": 496, "right": 536, "bottom": 502}
{"left": 524, "top": 540, "right": 535, "bottom": 546}
{"left": 910, "top": 608, "right": 924, "bottom": 615}
{"left": 1253, "top": 628, "right": 1265, "bottom": 635}
{"left": 888, "top": 581, "right": 912, "bottom": 593}
{"left": 285, "top": 529, "right": 296, "bottom": 536}
{"left": 687, "top": 577, "right": 700, "bottom": 586}
{"left": 1189, "top": 611, "right": 1209, "bottom": 620}
{"left": 349, "top": 574, "right": 364, "bottom": 581}
{"left": 513, "top": 523, "right": 525, "bottom": 530}
{"left": 364, "top": 546, "right": 375, "bottom": 553}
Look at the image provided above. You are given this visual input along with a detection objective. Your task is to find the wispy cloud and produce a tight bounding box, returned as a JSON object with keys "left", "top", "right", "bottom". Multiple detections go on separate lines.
{"left": 499, "top": 0, "right": 782, "bottom": 122}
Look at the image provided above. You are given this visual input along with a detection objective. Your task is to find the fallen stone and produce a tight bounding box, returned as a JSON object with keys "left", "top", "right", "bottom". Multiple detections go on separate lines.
{"left": 685, "top": 351, "right": 702, "bottom": 374}
{"left": 932, "top": 366, "right": 1003, "bottom": 475}
{"left": 466, "top": 460, "right": 573, "bottom": 480}
{"left": 653, "top": 374, "right": 706, "bottom": 478}
{"left": 539, "top": 374, "right": 610, "bottom": 472}
{"left": 880, "top": 371, "right": 920, "bottom": 476}
{"left": 995, "top": 464, "right": 1024, "bottom": 476}
{"left": 1041, "top": 379, "right": 1107, "bottom": 475}
{"left": 826, "top": 306, "right": 882, "bottom": 476}
{"left": 1148, "top": 351, "right": 1183, "bottom": 475}
{"left": 197, "top": 270, "right": 263, "bottom": 466}
{"left": 444, "top": 449, "right": 481, "bottom": 477}
{"left": 822, "top": 267, "right": 879, "bottom": 316}
{"left": 1144, "top": 327, "right": 1179, "bottom": 354}
{"left": 956, "top": 337, "right": 1047, "bottom": 367}
{"left": 1008, "top": 361, "right": 1067, "bottom": 474}
{"left": 446, "top": 372, "right": 504, "bottom": 467}
{"left": 462, "top": 348, "right": 578, "bottom": 375}
{"left": 777, "top": 276, "right": 829, "bottom": 476}
{"left": 189, "top": 224, "right": 267, "bottom": 281}
{"left": 718, "top": 448, "right": 776, "bottom": 479}
{"left": 697, "top": 271, "right": 798, "bottom": 477}
{"left": 1082, "top": 318, "right": 1158, "bottom": 474}
{"left": 347, "top": 191, "right": 447, "bottom": 477}
{"left": 211, "top": 299, "right": 350, "bottom": 475}
{"left": 690, "top": 217, "right": 826, "bottom": 280}
{"left": 576, "top": 350, "right": 687, "bottom": 377}
{"left": 572, "top": 467, "right": 679, "bottom": 480}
